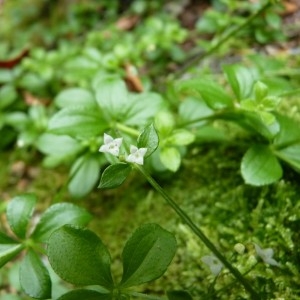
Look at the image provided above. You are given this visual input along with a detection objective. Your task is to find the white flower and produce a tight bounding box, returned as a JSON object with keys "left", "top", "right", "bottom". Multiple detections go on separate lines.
{"left": 254, "top": 243, "right": 280, "bottom": 267}
{"left": 126, "top": 145, "right": 147, "bottom": 165}
{"left": 99, "top": 133, "right": 123, "bottom": 156}
{"left": 201, "top": 255, "right": 223, "bottom": 276}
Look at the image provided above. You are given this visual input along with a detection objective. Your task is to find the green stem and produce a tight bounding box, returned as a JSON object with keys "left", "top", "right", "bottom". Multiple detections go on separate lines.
{"left": 130, "top": 291, "right": 165, "bottom": 300}
{"left": 24, "top": 239, "right": 47, "bottom": 255}
{"left": 115, "top": 122, "right": 140, "bottom": 137}
{"left": 278, "top": 88, "right": 300, "bottom": 97}
{"left": 136, "top": 165, "right": 260, "bottom": 299}
{"left": 173, "top": 1, "right": 272, "bottom": 78}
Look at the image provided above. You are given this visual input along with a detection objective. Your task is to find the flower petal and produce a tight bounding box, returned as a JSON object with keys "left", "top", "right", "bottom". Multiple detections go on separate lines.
{"left": 104, "top": 133, "right": 113, "bottom": 144}
{"left": 129, "top": 145, "right": 138, "bottom": 154}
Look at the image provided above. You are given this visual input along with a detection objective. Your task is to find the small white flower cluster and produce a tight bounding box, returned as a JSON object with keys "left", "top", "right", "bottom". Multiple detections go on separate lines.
{"left": 99, "top": 133, "right": 147, "bottom": 165}
{"left": 253, "top": 243, "right": 281, "bottom": 267}
{"left": 201, "top": 255, "right": 223, "bottom": 276}
{"left": 201, "top": 243, "right": 280, "bottom": 276}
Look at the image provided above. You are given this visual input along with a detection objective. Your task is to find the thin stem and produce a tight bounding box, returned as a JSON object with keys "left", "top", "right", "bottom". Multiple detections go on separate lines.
{"left": 278, "top": 88, "right": 300, "bottom": 97}
{"left": 136, "top": 165, "right": 260, "bottom": 299}
{"left": 130, "top": 291, "right": 165, "bottom": 300}
{"left": 115, "top": 122, "right": 140, "bottom": 137}
{"left": 173, "top": 1, "right": 272, "bottom": 78}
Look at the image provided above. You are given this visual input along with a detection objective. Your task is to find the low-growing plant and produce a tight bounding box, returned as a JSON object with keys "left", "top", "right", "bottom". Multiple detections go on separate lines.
{"left": 34, "top": 61, "right": 300, "bottom": 198}
{"left": 0, "top": 194, "right": 194, "bottom": 300}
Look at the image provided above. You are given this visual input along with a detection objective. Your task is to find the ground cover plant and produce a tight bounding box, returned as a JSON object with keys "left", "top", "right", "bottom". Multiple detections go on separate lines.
{"left": 0, "top": 0, "right": 300, "bottom": 299}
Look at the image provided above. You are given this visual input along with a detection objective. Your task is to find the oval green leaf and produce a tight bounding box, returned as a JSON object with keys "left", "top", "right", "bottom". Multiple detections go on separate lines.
{"left": 137, "top": 123, "right": 159, "bottom": 158}
{"left": 6, "top": 194, "right": 37, "bottom": 239}
{"left": 95, "top": 78, "right": 128, "bottom": 120}
{"left": 178, "top": 79, "right": 233, "bottom": 110}
{"left": 223, "top": 64, "right": 257, "bottom": 100}
{"left": 58, "top": 290, "right": 112, "bottom": 300}
{"left": 19, "top": 250, "right": 51, "bottom": 299}
{"left": 166, "top": 129, "right": 195, "bottom": 146}
{"left": 0, "top": 244, "right": 24, "bottom": 268}
{"left": 160, "top": 147, "right": 181, "bottom": 172}
{"left": 68, "top": 154, "right": 101, "bottom": 197}
{"left": 98, "top": 163, "right": 131, "bottom": 189}
{"left": 48, "top": 225, "right": 114, "bottom": 288}
{"left": 55, "top": 88, "right": 96, "bottom": 109}
{"left": 32, "top": 203, "right": 92, "bottom": 242}
{"left": 124, "top": 93, "right": 164, "bottom": 126}
{"left": 241, "top": 144, "right": 283, "bottom": 186}
{"left": 36, "top": 133, "right": 83, "bottom": 157}
{"left": 120, "top": 223, "right": 177, "bottom": 288}
{"left": 48, "top": 106, "right": 105, "bottom": 139}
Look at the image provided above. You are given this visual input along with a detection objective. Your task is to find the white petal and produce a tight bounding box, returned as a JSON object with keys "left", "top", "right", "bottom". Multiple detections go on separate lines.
{"left": 99, "top": 144, "right": 109, "bottom": 152}
{"left": 104, "top": 133, "right": 113, "bottom": 144}
{"left": 108, "top": 147, "right": 119, "bottom": 156}
{"left": 254, "top": 244, "right": 263, "bottom": 256}
{"left": 129, "top": 145, "right": 138, "bottom": 154}
{"left": 134, "top": 155, "right": 144, "bottom": 165}
{"left": 265, "top": 257, "right": 280, "bottom": 267}
{"left": 126, "top": 154, "right": 135, "bottom": 163}
{"left": 201, "top": 255, "right": 223, "bottom": 276}
{"left": 138, "top": 148, "right": 148, "bottom": 156}
{"left": 115, "top": 138, "right": 123, "bottom": 147}
{"left": 210, "top": 263, "right": 223, "bottom": 276}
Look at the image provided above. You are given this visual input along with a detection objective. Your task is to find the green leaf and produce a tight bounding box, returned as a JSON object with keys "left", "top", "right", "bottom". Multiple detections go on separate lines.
{"left": 166, "top": 129, "right": 195, "bottom": 146}
{"left": 221, "top": 110, "right": 279, "bottom": 141}
{"left": 99, "top": 163, "right": 131, "bottom": 189}
{"left": 274, "top": 114, "right": 300, "bottom": 147}
{"left": 167, "top": 290, "right": 193, "bottom": 300}
{"left": 223, "top": 64, "right": 257, "bottom": 100}
{"left": 261, "top": 96, "right": 281, "bottom": 111}
{"left": 19, "top": 250, "right": 51, "bottom": 299}
{"left": 120, "top": 223, "right": 177, "bottom": 288}
{"left": 160, "top": 147, "right": 181, "bottom": 172}
{"left": 179, "top": 97, "right": 213, "bottom": 127}
{"left": 48, "top": 106, "right": 105, "bottom": 138}
{"left": 0, "top": 244, "right": 24, "bottom": 268}
{"left": 276, "top": 144, "right": 300, "bottom": 173}
{"left": 0, "top": 232, "right": 17, "bottom": 244}
{"left": 0, "top": 85, "right": 18, "bottom": 109}
{"left": 48, "top": 225, "right": 114, "bottom": 288}
{"left": 95, "top": 78, "right": 128, "bottom": 120}
{"left": 258, "top": 111, "right": 276, "bottom": 126}
{"left": 68, "top": 154, "right": 101, "bottom": 197}
{"left": 137, "top": 123, "right": 159, "bottom": 158}
{"left": 266, "top": 11, "right": 282, "bottom": 29}
{"left": 36, "top": 133, "right": 83, "bottom": 160}
{"left": 58, "top": 290, "right": 111, "bottom": 300}
{"left": 154, "top": 110, "right": 175, "bottom": 136}
{"left": 241, "top": 144, "right": 282, "bottom": 185}
{"left": 178, "top": 78, "right": 233, "bottom": 109}
{"left": 124, "top": 93, "right": 165, "bottom": 126}
{"left": 6, "top": 194, "right": 37, "bottom": 239}
{"left": 55, "top": 88, "right": 96, "bottom": 109}
{"left": 254, "top": 81, "right": 268, "bottom": 101}
{"left": 32, "top": 203, "right": 92, "bottom": 242}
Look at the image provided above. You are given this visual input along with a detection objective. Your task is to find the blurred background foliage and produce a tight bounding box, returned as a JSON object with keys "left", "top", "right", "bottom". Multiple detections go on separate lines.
{"left": 1, "top": 0, "right": 300, "bottom": 299}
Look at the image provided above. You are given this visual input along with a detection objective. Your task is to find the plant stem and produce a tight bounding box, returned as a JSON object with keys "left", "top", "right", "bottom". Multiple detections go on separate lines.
{"left": 115, "top": 122, "right": 140, "bottom": 137}
{"left": 173, "top": 1, "right": 272, "bottom": 78}
{"left": 136, "top": 165, "right": 260, "bottom": 299}
{"left": 130, "top": 291, "right": 165, "bottom": 300}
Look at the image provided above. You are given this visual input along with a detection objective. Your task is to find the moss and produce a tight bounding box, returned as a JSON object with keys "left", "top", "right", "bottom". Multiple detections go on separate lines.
{"left": 1, "top": 135, "right": 300, "bottom": 299}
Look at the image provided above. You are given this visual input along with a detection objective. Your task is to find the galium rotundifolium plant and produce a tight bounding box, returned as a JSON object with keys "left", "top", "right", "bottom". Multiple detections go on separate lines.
{"left": 176, "top": 63, "right": 300, "bottom": 186}
{"left": 0, "top": 193, "right": 193, "bottom": 300}
{"left": 97, "top": 124, "right": 275, "bottom": 299}
{"left": 0, "top": 193, "right": 92, "bottom": 299}
{"left": 36, "top": 63, "right": 300, "bottom": 200}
